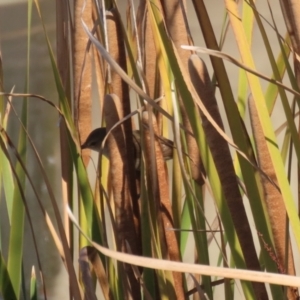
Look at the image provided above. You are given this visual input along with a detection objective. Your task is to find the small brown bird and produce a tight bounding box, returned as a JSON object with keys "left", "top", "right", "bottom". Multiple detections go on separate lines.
{"left": 81, "top": 127, "right": 174, "bottom": 169}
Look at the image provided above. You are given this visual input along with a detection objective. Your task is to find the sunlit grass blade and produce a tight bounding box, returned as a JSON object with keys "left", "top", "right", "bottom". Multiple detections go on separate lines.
{"left": 224, "top": 0, "right": 300, "bottom": 255}
{"left": 249, "top": 0, "right": 300, "bottom": 164}
{"left": 264, "top": 33, "right": 291, "bottom": 113}
{"left": 68, "top": 206, "right": 300, "bottom": 288}
{"left": 181, "top": 9, "right": 279, "bottom": 293}
{"left": 237, "top": 0, "right": 254, "bottom": 117}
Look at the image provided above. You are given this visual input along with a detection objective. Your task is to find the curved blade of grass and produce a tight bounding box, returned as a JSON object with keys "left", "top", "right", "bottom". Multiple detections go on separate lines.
{"left": 181, "top": 45, "right": 300, "bottom": 99}
{"left": 68, "top": 207, "right": 300, "bottom": 288}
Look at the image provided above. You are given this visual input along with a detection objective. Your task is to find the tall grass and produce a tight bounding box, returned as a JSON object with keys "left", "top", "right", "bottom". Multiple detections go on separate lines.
{"left": 1, "top": 0, "right": 300, "bottom": 299}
